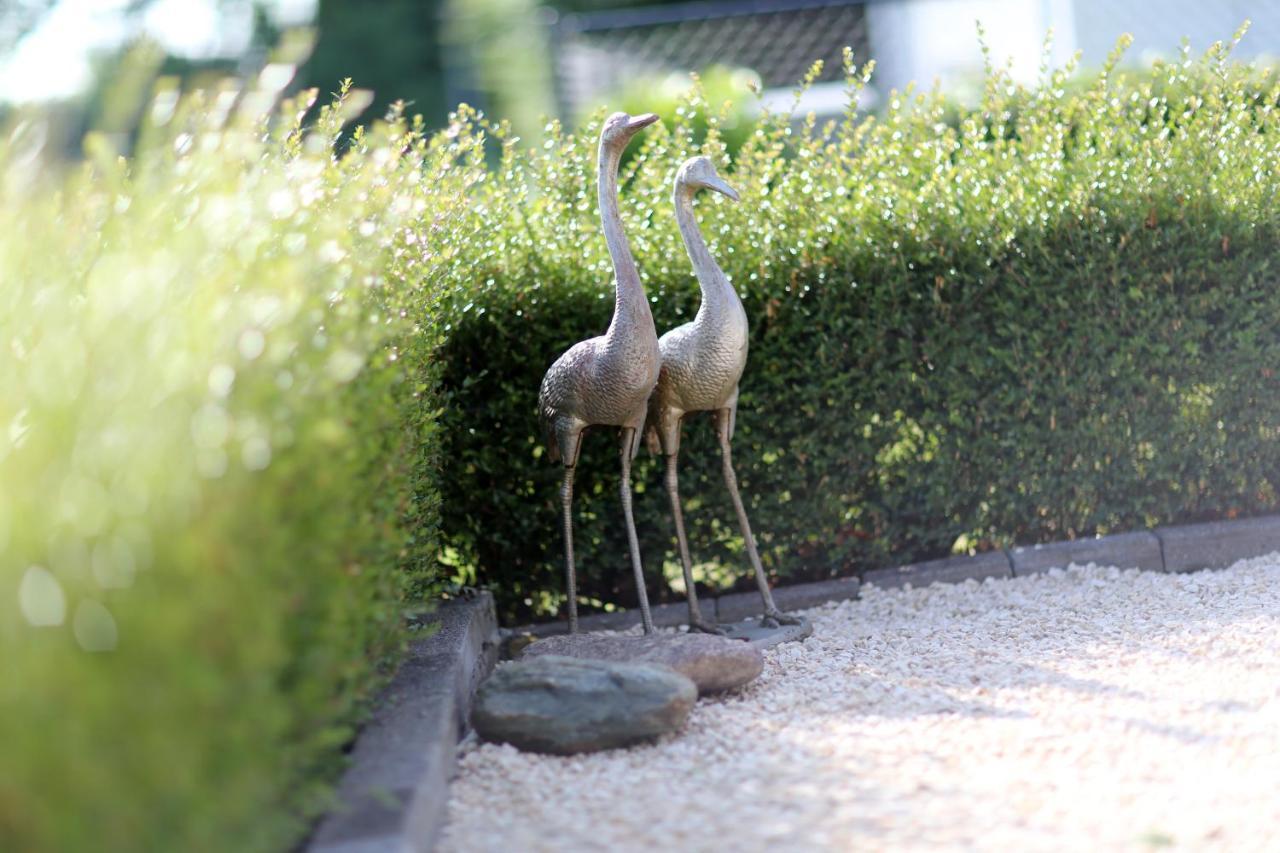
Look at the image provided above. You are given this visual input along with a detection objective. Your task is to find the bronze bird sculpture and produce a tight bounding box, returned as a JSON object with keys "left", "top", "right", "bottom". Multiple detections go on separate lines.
{"left": 539, "top": 111, "right": 661, "bottom": 634}
{"left": 647, "top": 156, "right": 802, "bottom": 633}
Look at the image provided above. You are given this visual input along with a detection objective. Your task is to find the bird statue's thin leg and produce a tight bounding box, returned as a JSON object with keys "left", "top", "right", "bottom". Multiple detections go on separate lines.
{"left": 664, "top": 452, "right": 725, "bottom": 634}
{"left": 561, "top": 464, "right": 579, "bottom": 634}
{"left": 619, "top": 427, "right": 655, "bottom": 634}
{"left": 715, "top": 409, "right": 802, "bottom": 628}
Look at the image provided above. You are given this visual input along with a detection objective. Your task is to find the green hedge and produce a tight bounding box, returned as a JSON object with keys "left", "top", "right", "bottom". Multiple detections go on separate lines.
{"left": 0, "top": 78, "right": 483, "bottom": 850}
{"left": 429, "top": 35, "right": 1280, "bottom": 624}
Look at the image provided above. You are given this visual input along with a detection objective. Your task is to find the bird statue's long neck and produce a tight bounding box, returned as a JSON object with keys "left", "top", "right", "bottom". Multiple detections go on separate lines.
{"left": 674, "top": 183, "right": 738, "bottom": 320}
{"left": 600, "top": 140, "right": 653, "bottom": 342}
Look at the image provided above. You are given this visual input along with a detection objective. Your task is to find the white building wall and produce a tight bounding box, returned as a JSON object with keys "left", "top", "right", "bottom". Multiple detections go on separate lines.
{"left": 866, "top": 0, "right": 1077, "bottom": 95}
{"left": 1071, "top": 0, "right": 1279, "bottom": 66}
{"left": 867, "top": 0, "right": 1278, "bottom": 100}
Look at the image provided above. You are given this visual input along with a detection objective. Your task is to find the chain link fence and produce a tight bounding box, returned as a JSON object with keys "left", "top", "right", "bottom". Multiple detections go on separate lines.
{"left": 548, "top": 0, "right": 1280, "bottom": 123}
{"left": 551, "top": 0, "right": 872, "bottom": 120}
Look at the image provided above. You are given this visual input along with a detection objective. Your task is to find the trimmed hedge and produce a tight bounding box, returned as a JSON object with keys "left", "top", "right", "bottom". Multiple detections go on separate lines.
{"left": 0, "top": 79, "right": 479, "bottom": 850}
{"left": 428, "top": 34, "right": 1280, "bottom": 623}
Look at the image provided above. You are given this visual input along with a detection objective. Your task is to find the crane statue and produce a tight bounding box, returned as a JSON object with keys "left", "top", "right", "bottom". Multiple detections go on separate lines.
{"left": 538, "top": 111, "right": 662, "bottom": 635}
{"left": 647, "top": 156, "right": 802, "bottom": 633}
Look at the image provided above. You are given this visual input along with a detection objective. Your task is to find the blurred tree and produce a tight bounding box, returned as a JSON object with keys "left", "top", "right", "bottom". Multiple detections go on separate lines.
{"left": 0, "top": 0, "right": 54, "bottom": 53}
{"left": 302, "top": 0, "right": 448, "bottom": 128}
{"left": 443, "top": 0, "right": 553, "bottom": 140}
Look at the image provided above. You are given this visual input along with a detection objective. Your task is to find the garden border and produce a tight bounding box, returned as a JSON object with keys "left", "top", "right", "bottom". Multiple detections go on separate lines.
{"left": 313, "top": 514, "right": 1280, "bottom": 852}
{"left": 510, "top": 514, "right": 1280, "bottom": 636}
{"left": 308, "top": 592, "right": 500, "bottom": 853}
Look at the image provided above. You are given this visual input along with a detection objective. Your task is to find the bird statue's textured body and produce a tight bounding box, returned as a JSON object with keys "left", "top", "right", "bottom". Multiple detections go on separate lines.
{"left": 647, "top": 156, "right": 802, "bottom": 633}
{"left": 538, "top": 112, "right": 661, "bottom": 634}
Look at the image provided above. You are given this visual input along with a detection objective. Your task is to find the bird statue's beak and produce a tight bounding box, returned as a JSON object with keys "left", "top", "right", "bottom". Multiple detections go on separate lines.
{"left": 626, "top": 113, "right": 660, "bottom": 131}
{"left": 706, "top": 175, "right": 740, "bottom": 202}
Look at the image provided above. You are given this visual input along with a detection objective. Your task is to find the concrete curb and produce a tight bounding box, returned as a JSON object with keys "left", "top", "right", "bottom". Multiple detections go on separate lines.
{"left": 1155, "top": 515, "right": 1280, "bottom": 574}
{"left": 1009, "top": 531, "right": 1164, "bottom": 576}
{"left": 515, "top": 577, "right": 867, "bottom": 639}
{"left": 308, "top": 593, "right": 499, "bottom": 853}
{"left": 862, "top": 551, "right": 1013, "bottom": 590}
{"left": 511, "top": 514, "right": 1280, "bottom": 636}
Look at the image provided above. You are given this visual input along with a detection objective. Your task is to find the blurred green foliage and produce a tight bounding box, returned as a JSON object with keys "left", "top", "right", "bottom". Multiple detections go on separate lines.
{"left": 0, "top": 70, "right": 482, "bottom": 849}
{"left": 428, "top": 31, "right": 1280, "bottom": 624}
{"left": 303, "top": 0, "right": 448, "bottom": 130}
{"left": 443, "top": 0, "right": 555, "bottom": 143}
{"left": 610, "top": 64, "right": 761, "bottom": 161}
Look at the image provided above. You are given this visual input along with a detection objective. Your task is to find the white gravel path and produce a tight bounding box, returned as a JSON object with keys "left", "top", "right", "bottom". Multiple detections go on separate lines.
{"left": 442, "top": 557, "right": 1280, "bottom": 852}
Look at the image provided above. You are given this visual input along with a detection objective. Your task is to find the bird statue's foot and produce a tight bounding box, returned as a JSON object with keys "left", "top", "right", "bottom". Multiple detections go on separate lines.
{"left": 688, "top": 617, "right": 729, "bottom": 636}
{"left": 761, "top": 609, "right": 804, "bottom": 628}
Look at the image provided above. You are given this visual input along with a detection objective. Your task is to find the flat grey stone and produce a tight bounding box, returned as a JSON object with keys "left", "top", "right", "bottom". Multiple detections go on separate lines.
{"left": 716, "top": 576, "right": 861, "bottom": 623}
{"left": 1010, "top": 531, "right": 1164, "bottom": 576}
{"left": 863, "top": 551, "right": 1012, "bottom": 590}
{"left": 309, "top": 593, "right": 499, "bottom": 853}
{"left": 1156, "top": 515, "right": 1280, "bottom": 574}
{"left": 720, "top": 616, "right": 814, "bottom": 649}
{"left": 521, "top": 632, "right": 763, "bottom": 695}
{"left": 472, "top": 656, "right": 696, "bottom": 754}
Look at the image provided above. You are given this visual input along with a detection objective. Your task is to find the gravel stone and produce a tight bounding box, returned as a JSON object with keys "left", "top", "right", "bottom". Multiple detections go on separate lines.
{"left": 444, "top": 555, "right": 1280, "bottom": 851}
{"left": 521, "top": 632, "right": 764, "bottom": 695}
{"left": 470, "top": 655, "right": 696, "bottom": 755}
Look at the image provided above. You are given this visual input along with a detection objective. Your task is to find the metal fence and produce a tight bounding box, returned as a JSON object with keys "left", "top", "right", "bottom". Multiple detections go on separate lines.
{"left": 546, "top": 0, "right": 1280, "bottom": 124}
{"left": 550, "top": 0, "right": 871, "bottom": 119}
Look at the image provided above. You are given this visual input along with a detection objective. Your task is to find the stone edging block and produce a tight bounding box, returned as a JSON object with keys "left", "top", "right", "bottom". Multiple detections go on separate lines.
{"left": 716, "top": 576, "right": 862, "bottom": 622}
{"left": 1155, "top": 514, "right": 1280, "bottom": 574}
{"left": 308, "top": 593, "right": 499, "bottom": 853}
{"left": 1009, "top": 531, "right": 1164, "bottom": 576}
{"left": 520, "top": 601, "right": 693, "bottom": 639}
{"left": 862, "top": 551, "right": 1012, "bottom": 590}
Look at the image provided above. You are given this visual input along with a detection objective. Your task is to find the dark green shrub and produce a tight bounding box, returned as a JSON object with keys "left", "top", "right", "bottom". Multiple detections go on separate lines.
{"left": 610, "top": 64, "right": 761, "bottom": 162}
{"left": 427, "top": 34, "right": 1280, "bottom": 624}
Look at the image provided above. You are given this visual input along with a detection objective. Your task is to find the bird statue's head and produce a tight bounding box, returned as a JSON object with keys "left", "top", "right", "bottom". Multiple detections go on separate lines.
{"left": 600, "top": 111, "right": 660, "bottom": 149}
{"left": 676, "top": 156, "right": 740, "bottom": 202}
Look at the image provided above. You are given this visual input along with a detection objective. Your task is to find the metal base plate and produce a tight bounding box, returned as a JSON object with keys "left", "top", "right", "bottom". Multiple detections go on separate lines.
{"left": 719, "top": 616, "right": 813, "bottom": 649}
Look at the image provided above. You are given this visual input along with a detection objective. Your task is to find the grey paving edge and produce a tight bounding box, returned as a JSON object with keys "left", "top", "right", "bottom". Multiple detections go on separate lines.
{"left": 308, "top": 593, "right": 500, "bottom": 853}
{"left": 717, "top": 576, "right": 862, "bottom": 623}
{"left": 1010, "top": 531, "right": 1164, "bottom": 576}
{"left": 1155, "top": 514, "right": 1280, "bottom": 574}
{"left": 862, "top": 551, "right": 1013, "bottom": 590}
{"left": 515, "top": 577, "right": 864, "bottom": 640}
{"left": 508, "top": 515, "right": 1280, "bottom": 638}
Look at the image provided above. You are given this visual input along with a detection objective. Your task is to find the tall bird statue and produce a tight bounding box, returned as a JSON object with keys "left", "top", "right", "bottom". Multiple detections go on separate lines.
{"left": 539, "top": 112, "right": 662, "bottom": 635}
{"left": 647, "top": 156, "right": 802, "bottom": 633}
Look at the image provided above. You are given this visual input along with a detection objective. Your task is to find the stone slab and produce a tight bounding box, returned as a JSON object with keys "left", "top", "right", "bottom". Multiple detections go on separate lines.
{"left": 1009, "top": 531, "right": 1164, "bottom": 576}
{"left": 308, "top": 593, "right": 499, "bottom": 853}
{"left": 520, "top": 632, "right": 763, "bottom": 694}
{"left": 1156, "top": 514, "right": 1280, "bottom": 574}
{"left": 716, "top": 576, "right": 861, "bottom": 622}
{"left": 720, "top": 616, "right": 814, "bottom": 649}
{"left": 862, "top": 551, "right": 1013, "bottom": 590}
